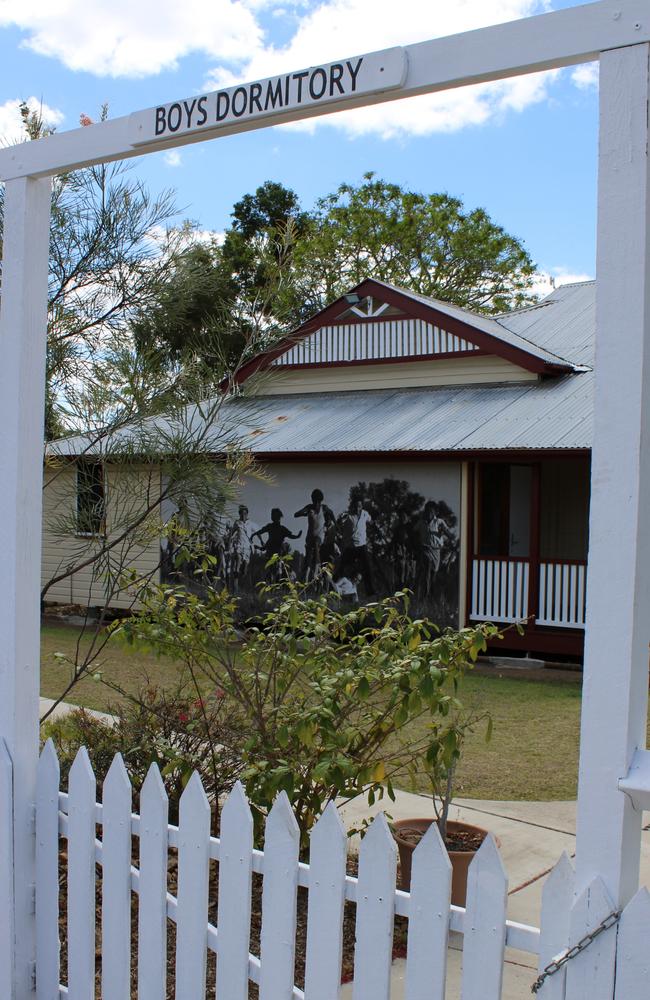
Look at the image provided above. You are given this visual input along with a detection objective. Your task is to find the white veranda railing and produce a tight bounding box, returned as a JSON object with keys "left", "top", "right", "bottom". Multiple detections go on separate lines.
{"left": 538, "top": 561, "right": 587, "bottom": 629}
{"left": 470, "top": 558, "right": 530, "bottom": 624}
{"left": 470, "top": 558, "right": 587, "bottom": 630}
{"left": 29, "top": 740, "right": 650, "bottom": 999}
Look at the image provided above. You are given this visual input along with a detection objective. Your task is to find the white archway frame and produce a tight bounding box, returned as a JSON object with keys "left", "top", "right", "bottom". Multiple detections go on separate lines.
{"left": 1, "top": 2, "right": 649, "bottom": 994}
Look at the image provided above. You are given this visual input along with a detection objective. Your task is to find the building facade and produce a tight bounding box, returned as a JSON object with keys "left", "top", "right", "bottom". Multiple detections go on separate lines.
{"left": 43, "top": 278, "right": 594, "bottom": 657}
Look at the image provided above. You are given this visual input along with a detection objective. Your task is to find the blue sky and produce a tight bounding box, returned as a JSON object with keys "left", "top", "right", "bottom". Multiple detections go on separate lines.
{"left": 0, "top": 0, "right": 599, "bottom": 291}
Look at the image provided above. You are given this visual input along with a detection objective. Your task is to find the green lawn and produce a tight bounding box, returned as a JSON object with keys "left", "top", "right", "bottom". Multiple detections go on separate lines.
{"left": 41, "top": 622, "right": 586, "bottom": 801}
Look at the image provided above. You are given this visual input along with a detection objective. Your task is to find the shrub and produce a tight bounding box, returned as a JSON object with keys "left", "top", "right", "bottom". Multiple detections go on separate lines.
{"left": 113, "top": 574, "right": 499, "bottom": 846}
{"left": 41, "top": 680, "right": 246, "bottom": 824}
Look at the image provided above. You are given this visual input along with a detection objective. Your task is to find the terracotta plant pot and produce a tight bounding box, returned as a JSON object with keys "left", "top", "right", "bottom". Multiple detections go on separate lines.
{"left": 392, "top": 817, "right": 494, "bottom": 907}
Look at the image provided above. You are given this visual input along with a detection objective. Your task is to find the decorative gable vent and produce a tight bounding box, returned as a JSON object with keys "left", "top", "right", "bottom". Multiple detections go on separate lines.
{"left": 346, "top": 295, "right": 392, "bottom": 319}
{"left": 271, "top": 316, "right": 480, "bottom": 366}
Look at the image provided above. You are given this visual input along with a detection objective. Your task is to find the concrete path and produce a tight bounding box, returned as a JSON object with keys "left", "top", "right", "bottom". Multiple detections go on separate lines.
{"left": 339, "top": 790, "right": 650, "bottom": 999}
{"left": 39, "top": 696, "right": 114, "bottom": 725}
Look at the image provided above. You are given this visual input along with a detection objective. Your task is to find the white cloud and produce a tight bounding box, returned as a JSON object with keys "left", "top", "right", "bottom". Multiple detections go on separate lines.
{"left": 571, "top": 62, "right": 598, "bottom": 90}
{"left": 0, "top": 0, "right": 263, "bottom": 78}
{"left": 0, "top": 0, "right": 591, "bottom": 138}
{"left": 204, "top": 0, "right": 562, "bottom": 139}
{"left": 0, "top": 96, "right": 64, "bottom": 145}
{"left": 163, "top": 150, "right": 183, "bottom": 168}
{"left": 531, "top": 267, "right": 594, "bottom": 298}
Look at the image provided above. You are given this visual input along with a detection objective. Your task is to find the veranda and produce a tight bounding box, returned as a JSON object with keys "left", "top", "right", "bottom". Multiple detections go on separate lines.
{"left": 1, "top": 2, "right": 650, "bottom": 997}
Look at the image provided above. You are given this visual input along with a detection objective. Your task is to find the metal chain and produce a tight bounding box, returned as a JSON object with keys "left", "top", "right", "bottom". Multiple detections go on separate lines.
{"left": 531, "top": 910, "right": 621, "bottom": 994}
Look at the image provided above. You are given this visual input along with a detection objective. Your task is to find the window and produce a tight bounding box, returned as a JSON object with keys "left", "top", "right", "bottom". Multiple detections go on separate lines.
{"left": 76, "top": 460, "right": 105, "bottom": 535}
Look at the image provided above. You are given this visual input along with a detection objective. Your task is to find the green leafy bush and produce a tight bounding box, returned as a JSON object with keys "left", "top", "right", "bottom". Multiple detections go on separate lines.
{"left": 113, "top": 574, "right": 499, "bottom": 845}
{"left": 41, "top": 680, "right": 246, "bottom": 824}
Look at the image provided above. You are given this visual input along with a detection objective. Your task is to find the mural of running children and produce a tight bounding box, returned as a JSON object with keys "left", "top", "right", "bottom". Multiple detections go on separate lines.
{"left": 162, "top": 476, "right": 460, "bottom": 624}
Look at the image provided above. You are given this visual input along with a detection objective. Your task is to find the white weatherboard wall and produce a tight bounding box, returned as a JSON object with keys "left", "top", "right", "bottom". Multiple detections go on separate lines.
{"left": 41, "top": 463, "right": 162, "bottom": 609}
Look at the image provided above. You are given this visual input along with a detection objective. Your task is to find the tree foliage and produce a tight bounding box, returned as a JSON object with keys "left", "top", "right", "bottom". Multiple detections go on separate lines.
{"left": 0, "top": 102, "right": 190, "bottom": 437}
{"left": 133, "top": 181, "right": 309, "bottom": 370}
{"left": 134, "top": 173, "right": 537, "bottom": 373}
{"left": 288, "top": 172, "right": 537, "bottom": 315}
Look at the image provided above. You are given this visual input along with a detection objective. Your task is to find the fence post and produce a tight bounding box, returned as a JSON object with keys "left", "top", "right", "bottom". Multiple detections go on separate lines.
{"left": 575, "top": 40, "right": 650, "bottom": 911}
{"left": 564, "top": 37, "right": 650, "bottom": 1000}
{"left": 0, "top": 175, "right": 52, "bottom": 998}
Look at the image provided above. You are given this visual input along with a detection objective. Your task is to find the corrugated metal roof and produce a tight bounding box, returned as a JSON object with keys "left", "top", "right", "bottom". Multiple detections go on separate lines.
{"left": 496, "top": 280, "right": 595, "bottom": 368}
{"left": 51, "top": 375, "right": 593, "bottom": 457}
{"left": 50, "top": 282, "right": 596, "bottom": 458}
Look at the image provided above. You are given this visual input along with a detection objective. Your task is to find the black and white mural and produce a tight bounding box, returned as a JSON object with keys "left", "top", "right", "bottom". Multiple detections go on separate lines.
{"left": 162, "top": 462, "right": 461, "bottom": 626}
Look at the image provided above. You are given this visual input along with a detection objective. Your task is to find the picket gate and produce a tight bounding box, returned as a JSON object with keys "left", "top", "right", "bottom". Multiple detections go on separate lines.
{"left": 26, "top": 740, "right": 650, "bottom": 999}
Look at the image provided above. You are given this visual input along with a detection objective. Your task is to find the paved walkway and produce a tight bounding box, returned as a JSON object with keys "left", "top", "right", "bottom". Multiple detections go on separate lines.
{"left": 340, "top": 791, "right": 650, "bottom": 999}
{"left": 39, "top": 696, "right": 114, "bottom": 725}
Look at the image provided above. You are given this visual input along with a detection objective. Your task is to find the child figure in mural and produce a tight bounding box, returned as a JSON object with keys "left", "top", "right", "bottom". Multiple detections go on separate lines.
{"left": 226, "top": 505, "right": 260, "bottom": 592}
{"left": 338, "top": 497, "right": 375, "bottom": 596}
{"left": 294, "top": 489, "right": 335, "bottom": 583}
{"left": 251, "top": 508, "right": 302, "bottom": 581}
{"left": 333, "top": 571, "right": 362, "bottom": 605}
{"left": 392, "top": 507, "right": 415, "bottom": 591}
{"left": 416, "top": 500, "right": 456, "bottom": 598}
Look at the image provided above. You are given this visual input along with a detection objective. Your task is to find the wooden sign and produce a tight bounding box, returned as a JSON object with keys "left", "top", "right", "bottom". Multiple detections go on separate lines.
{"left": 128, "top": 47, "right": 407, "bottom": 146}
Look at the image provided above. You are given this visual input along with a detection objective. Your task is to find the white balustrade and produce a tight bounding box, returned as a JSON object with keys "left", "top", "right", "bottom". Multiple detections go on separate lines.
{"left": 470, "top": 557, "right": 530, "bottom": 623}
{"left": 538, "top": 562, "right": 587, "bottom": 629}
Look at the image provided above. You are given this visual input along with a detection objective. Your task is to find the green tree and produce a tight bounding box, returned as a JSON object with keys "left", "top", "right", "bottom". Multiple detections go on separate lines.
{"left": 133, "top": 181, "right": 309, "bottom": 370}
{"left": 289, "top": 172, "right": 537, "bottom": 315}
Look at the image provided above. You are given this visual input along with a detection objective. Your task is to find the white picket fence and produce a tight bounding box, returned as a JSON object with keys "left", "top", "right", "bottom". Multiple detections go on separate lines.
{"left": 28, "top": 740, "right": 650, "bottom": 999}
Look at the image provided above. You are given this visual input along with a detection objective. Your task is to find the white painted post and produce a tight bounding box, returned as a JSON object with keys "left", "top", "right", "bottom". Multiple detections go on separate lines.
{"left": 215, "top": 782, "right": 253, "bottom": 1000}
{"left": 404, "top": 821, "right": 451, "bottom": 1000}
{"left": 0, "top": 174, "right": 52, "bottom": 999}
{"left": 537, "top": 852, "right": 574, "bottom": 1000}
{"left": 614, "top": 888, "right": 650, "bottom": 997}
{"left": 575, "top": 41, "right": 650, "bottom": 908}
{"left": 35, "top": 741, "right": 60, "bottom": 1000}
{"left": 461, "top": 835, "right": 508, "bottom": 1000}
{"left": 101, "top": 754, "right": 132, "bottom": 1000}
{"left": 175, "top": 772, "right": 211, "bottom": 1000}
{"left": 352, "top": 813, "right": 397, "bottom": 1000}
{"left": 565, "top": 877, "right": 617, "bottom": 1000}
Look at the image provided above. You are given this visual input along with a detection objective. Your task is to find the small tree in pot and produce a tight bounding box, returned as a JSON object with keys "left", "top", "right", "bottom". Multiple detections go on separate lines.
{"left": 393, "top": 706, "right": 493, "bottom": 904}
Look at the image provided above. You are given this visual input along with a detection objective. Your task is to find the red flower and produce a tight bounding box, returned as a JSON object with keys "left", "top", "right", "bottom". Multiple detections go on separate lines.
{"left": 178, "top": 711, "right": 189, "bottom": 723}
{"left": 79, "top": 114, "right": 93, "bottom": 127}
{"left": 215, "top": 687, "right": 225, "bottom": 700}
